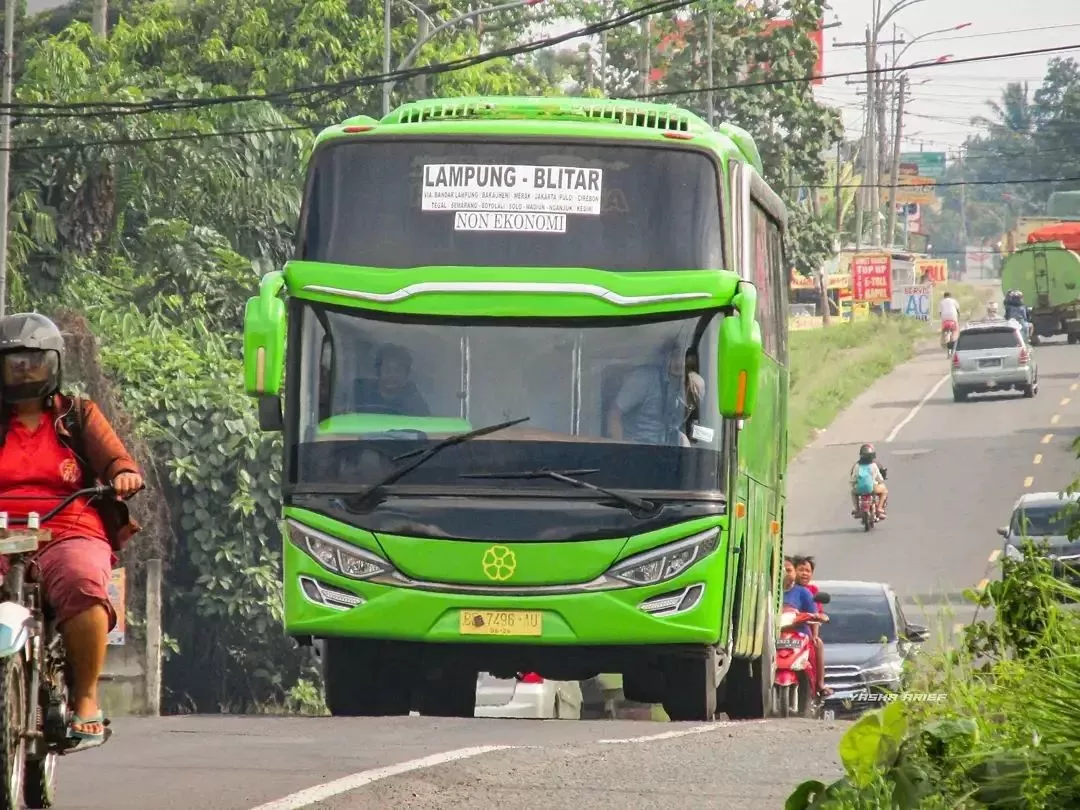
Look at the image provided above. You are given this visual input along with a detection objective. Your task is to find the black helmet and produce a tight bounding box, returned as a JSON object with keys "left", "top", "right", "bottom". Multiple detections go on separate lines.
{"left": 858, "top": 442, "right": 876, "bottom": 462}
{"left": 0, "top": 313, "right": 64, "bottom": 402}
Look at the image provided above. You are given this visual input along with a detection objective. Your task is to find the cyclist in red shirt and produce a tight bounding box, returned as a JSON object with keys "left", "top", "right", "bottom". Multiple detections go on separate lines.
{"left": 0, "top": 313, "right": 143, "bottom": 751}
{"left": 795, "top": 556, "right": 831, "bottom": 697}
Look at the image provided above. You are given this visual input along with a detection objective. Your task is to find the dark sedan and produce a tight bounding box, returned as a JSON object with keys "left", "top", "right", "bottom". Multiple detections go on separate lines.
{"left": 815, "top": 580, "right": 929, "bottom": 719}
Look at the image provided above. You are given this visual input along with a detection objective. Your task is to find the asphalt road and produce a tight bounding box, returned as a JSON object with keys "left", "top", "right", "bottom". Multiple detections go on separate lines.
{"left": 57, "top": 327, "right": 1079, "bottom": 810}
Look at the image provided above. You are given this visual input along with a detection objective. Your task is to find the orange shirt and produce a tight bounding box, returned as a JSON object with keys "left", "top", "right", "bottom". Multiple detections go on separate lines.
{"left": 0, "top": 410, "right": 109, "bottom": 545}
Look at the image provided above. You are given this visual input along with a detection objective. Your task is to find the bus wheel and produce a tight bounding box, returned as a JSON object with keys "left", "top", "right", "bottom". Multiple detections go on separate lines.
{"left": 322, "top": 639, "right": 412, "bottom": 716}
{"left": 417, "top": 665, "right": 478, "bottom": 718}
{"left": 660, "top": 650, "right": 718, "bottom": 722}
{"left": 723, "top": 606, "right": 775, "bottom": 719}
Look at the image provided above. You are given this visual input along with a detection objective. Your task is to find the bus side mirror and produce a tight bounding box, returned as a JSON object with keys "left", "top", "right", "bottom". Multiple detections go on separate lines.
{"left": 717, "top": 281, "right": 763, "bottom": 419}
{"left": 243, "top": 270, "right": 286, "bottom": 432}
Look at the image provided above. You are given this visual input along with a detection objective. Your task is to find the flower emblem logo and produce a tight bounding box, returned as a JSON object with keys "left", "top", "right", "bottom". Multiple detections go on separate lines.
{"left": 481, "top": 545, "right": 516, "bottom": 581}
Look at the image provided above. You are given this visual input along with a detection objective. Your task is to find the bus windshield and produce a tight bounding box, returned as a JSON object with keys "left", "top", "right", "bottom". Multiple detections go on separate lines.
{"left": 298, "top": 140, "right": 723, "bottom": 271}
{"left": 290, "top": 303, "right": 725, "bottom": 496}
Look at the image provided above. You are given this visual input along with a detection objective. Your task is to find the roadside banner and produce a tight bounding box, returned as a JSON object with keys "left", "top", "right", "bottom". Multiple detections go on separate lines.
{"left": 914, "top": 258, "right": 947, "bottom": 284}
{"left": 891, "top": 284, "right": 933, "bottom": 321}
{"left": 851, "top": 253, "right": 892, "bottom": 302}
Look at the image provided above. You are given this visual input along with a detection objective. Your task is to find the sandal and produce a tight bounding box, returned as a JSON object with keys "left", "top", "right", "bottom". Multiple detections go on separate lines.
{"left": 65, "top": 711, "right": 109, "bottom": 753}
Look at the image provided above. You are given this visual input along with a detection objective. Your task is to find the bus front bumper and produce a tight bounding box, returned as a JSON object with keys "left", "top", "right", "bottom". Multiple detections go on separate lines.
{"left": 281, "top": 538, "right": 728, "bottom": 647}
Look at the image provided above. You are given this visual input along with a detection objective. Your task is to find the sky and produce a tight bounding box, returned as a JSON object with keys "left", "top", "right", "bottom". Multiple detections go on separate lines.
{"left": 815, "top": 0, "right": 1080, "bottom": 158}
{"left": 22, "top": 0, "right": 1080, "bottom": 162}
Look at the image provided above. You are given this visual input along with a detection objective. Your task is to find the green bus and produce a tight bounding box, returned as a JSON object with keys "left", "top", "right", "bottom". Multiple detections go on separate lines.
{"left": 242, "top": 96, "right": 791, "bottom": 722}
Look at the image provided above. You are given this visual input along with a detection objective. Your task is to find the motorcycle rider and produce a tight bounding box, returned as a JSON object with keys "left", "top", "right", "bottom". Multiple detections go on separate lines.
{"left": 794, "top": 556, "right": 832, "bottom": 697}
{"left": 0, "top": 313, "right": 143, "bottom": 752}
{"left": 782, "top": 557, "right": 827, "bottom": 638}
{"left": 850, "top": 442, "right": 888, "bottom": 519}
{"left": 939, "top": 291, "right": 960, "bottom": 353}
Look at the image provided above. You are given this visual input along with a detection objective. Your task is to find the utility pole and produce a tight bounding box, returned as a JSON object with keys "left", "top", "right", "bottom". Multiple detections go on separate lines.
{"left": 705, "top": 5, "right": 714, "bottom": 126}
{"left": 854, "top": 27, "right": 872, "bottom": 250}
{"left": 875, "top": 67, "right": 888, "bottom": 245}
{"left": 382, "top": 0, "right": 392, "bottom": 116}
{"left": 868, "top": 43, "right": 882, "bottom": 246}
{"left": 641, "top": 18, "right": 651, "bottom": 96}
{"left": 92, "top": 0, "right": 107, "bottom": 37}
{"left": 834, "top": 140, "right": 842, "bottom": 236}
{"left": 0, "top": 0, "right": 15, "bottom": 318}
{"left": 959, "top": 147, "right": 968, "bottom": 280}
{"left": 886, "top": 74, "right": 907, "bottom": 246}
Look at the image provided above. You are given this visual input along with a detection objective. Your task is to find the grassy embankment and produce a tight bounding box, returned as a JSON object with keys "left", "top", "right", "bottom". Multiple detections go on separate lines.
{"left": 788, "top": 281, "right": 990, "bottom": 456}
{"left": 787, "top": 525, "right": 1080, "bottom": 808}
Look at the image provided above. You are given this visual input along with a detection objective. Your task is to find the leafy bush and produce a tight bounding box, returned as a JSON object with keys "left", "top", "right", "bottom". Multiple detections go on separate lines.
{"left": 788, "top": 535, "right": 1080, "bottom": 808}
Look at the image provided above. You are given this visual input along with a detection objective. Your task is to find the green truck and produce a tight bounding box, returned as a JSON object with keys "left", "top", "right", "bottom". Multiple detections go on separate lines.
{"left": 242, "top": 95, "right": 792, "bottom": 722}
{"left": 1001, "top": 199, "right": 1080, "bottom": 344}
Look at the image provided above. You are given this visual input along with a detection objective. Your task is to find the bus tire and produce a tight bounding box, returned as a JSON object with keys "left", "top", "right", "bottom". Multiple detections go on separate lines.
{"left": 660, "top": 649, "right": 718, "bottom": 722}
{"left": 416, "top": 665, "right": 477, "bottom": 718}
{"left": 723, "top": 604, "right": 775, "bottom": 720}
{"left": 322, "top": 639, "right": 412, "bottom": 716}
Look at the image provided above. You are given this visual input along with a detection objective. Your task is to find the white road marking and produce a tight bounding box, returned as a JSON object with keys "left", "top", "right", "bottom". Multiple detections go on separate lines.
{"left": 1024, "top": 476, "right": 1034, "bottom": 488}
{"left": 1051, "top": 414, "right": 1061, "bottom": 425}
{"left": 989, "top": 549, "right": 1002, "bottom": 563}
{"left": 1061, "top": 398, "right": 1071, "bottom": 406}
{"left": 885, "top": 373, "right": 950, "bottom": 443}
{"left": 598, "top": 720, "right": 765, "bottom": 744}
{"left": 1042, "top": 433, "right": 1054, "bottom": 444}
{"left": 246, "top": 746, "right": 514, "bottom": 810}
{"left": 1034, "top": 454, "right": 1043, "bottom": 465}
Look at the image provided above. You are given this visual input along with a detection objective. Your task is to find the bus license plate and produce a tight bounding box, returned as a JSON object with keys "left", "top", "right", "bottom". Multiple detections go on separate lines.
{"left": 459, "top": 610, "right": 542, "bottom": 637}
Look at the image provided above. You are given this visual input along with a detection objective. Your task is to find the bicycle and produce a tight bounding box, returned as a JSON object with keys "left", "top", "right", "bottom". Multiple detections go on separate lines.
{"left": 0, "top": 484, "right": 128, "bottom": 809}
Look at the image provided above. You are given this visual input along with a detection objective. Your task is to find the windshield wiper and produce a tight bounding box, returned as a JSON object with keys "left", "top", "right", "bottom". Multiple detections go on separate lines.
{"left": 344, "top": 416, "right": 530, "bottom": 510}
{"left": 459, "top": 467, "right": 659, "bottom": 517}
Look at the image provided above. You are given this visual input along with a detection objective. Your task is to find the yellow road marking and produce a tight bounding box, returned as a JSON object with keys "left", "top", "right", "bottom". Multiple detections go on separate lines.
{"left": 977, "top": 578, "right": 989, "bottom": 591}
{"left": 1063, "top": 398, "right": 1072, "bottom": 406}
{"left": 1024, "top": 476, "right": 1034, "bottom": 487}
{"left": 1034, "top": 453, "right": 1043, "bottom": 465}
{"left": 1051, "top": 414, "right": 1061, "bottom": 425}
{"left": 988, "top": 549, "right": 1002, "bottom": 563}
{"left": 1073, "top": 383, "right": 1079, "bottom": 391}
{"left": 1042, "top": 433, "right": 1054, "bottom": 444}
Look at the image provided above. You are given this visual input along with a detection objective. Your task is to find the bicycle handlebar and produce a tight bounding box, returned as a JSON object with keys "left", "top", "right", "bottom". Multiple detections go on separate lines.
{"left": 0, "top": 484, "right": 129, "bottom": 526}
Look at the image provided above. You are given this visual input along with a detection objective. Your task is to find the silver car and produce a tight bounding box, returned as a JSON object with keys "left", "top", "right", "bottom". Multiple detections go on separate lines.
{"left": 999, "top": 492, "right": 1080, "bottom": 583}
{"left": 951, "top": 319, "right": 1038, "bottom": 402}
{"left": 474, "top": 672, "right": 582, "bottom": 719}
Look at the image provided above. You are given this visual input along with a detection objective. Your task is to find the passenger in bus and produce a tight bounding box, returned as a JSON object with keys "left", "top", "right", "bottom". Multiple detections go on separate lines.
{"left": 353, "top": 344, "right": 430, "bottom": 416}
{"left": 605, "top": 339, "right": 704, "bottom": 445}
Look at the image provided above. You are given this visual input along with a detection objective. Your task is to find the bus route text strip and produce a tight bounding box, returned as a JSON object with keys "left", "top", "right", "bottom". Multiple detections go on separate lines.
{"left": 453, "top": 211, "right": 567, "bottom": 233}
{"left": 422, "top": 164, "right": 604, "bottom": 216}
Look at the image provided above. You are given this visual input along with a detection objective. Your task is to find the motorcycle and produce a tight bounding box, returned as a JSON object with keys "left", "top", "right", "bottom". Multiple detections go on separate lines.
{"left": 855, "top": 493, "right": 878, "bottom": 531}
{"left": 0, "top": 485, "right": 126, "bottom": 809}
{"left": 941, "top": 321, "right": 958, "bottom": 357}
{"left": 773, "top": 599, "right": 829, "bottom": 719}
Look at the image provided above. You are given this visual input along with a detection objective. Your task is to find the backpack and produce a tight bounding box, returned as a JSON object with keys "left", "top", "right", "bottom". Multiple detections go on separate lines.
{"left": 59, "top": 396, "right": 135, "bottom": 552}
{"left": 854, "top": 463, "right": 876, "bottom": 495}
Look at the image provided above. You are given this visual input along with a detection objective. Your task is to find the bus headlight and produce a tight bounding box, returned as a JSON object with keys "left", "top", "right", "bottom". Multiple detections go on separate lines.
{"left": 607, "top": 527, "right": 720, "bottom": 586}
{"left": 286, "top": 521, "right": 395, "bottom": 580}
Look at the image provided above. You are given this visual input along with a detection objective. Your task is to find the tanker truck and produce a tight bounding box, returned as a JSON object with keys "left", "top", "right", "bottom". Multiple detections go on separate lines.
{"left": 1000, "top": 220, "right": 1080, "bottom": 344}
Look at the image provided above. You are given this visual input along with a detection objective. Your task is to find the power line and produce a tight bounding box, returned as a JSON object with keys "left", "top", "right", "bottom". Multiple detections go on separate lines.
{"left": 0, "top": 0, "right": 693, "bottom": 118}
{"left": 788, "top": 176, "right": 1080, "bottom": 191}
{"left": 908, "top": 22, "right": 1080, "bottom": 44}
{"left": 0, "top": 124, "right": 313, "bottom": 153}
{"left": 635, "top": 42, "right": 1080, "bottom": 100}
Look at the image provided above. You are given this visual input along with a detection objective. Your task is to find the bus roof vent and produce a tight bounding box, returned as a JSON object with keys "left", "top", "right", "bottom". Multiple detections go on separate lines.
{"left": 383, "top": 97, "right": 701, "bottom": 133}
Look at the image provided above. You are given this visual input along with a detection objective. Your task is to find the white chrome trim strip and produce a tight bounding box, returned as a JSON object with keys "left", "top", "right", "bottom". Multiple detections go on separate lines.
{"left": 302, "top": 281, "right": 711, "bottom": 306}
